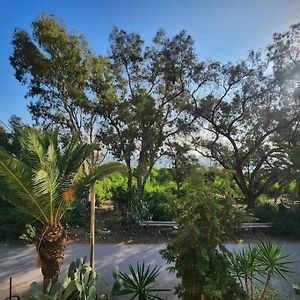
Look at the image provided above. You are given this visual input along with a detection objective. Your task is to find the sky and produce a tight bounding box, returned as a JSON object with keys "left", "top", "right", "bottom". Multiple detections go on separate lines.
{"left": 1, "top": 0, "right": 300, "bottom": 125}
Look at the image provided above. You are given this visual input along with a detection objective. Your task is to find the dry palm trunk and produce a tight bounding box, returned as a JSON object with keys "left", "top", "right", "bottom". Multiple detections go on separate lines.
{"left": 37, "top": 224, "right": 67, "bottom": 292}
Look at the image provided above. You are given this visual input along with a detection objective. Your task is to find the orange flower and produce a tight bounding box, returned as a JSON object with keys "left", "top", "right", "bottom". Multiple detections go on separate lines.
{"left": 62, "top": 188, "right": 75, "bottom": 202}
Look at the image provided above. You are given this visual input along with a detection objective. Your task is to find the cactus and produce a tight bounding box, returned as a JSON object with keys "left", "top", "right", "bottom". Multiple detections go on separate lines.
{"left": 30, "top": 258, "right": 99, "bottom": 300}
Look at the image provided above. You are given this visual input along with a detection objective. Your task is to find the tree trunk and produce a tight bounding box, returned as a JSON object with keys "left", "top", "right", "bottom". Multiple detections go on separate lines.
{"left": 89, "top": 182, "right": 96, "bottom": 271}
{"left": 127, "top": 163, "right": 133, "bottom": 192}
{"left": 246, "top": 191, "right": 256, "bottom": 209}
{"left": 37, "top": 224, "right": 67, "bottom": 292}
{"left": 297, "top": 180, "right": 300, "bottom": 207}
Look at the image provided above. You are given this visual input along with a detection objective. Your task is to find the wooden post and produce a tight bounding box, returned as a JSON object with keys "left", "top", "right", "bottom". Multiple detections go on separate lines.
{"left": 89, "top": 183, "right": 96, "bottom": 271}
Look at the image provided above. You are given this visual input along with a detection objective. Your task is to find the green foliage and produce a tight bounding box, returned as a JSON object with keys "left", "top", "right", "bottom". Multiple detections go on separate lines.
{"left": 95, "top": 173, "right": 128, "bottom": 204}
{"left": 161, "top": 171, "right": 246, "bottom": 299}
{"left": 62, "top": 199, "right": 90, "bottom": 229}
{"left": 253, "top": 203, "right": 300, "bottom": 237}
{"left": 293, "top": 283, "right": 300, "bottom": 295}
{"left": 271, "top": 209, "right": 300, "bottom": 237}
{"left": 19, "top": 224, "right": 37, "bottom": 243}
{"left": 256, "top": 194, "right": 269, "bottom": 205}
{"left": 111, "top": 185, "right": 136, "bottom": 216}
{"left": 0, "top": 200, "right": 35, "bottom": 241}
{"left": 30, "top": 258, "right": 99, "bottom": 300}
{"left": 229, "top": 241, "right": 293, "bottom": 300}
{"left": 111, "top": 262, "right": 169, "bottom": 300}
{"left": 144, "top": 190, "right": 175, "bottom": 221}
{"left": 253, "top": 203, "right": 277, "bottom": 223}
{"left": 287, "top": 180, "right": 297, "bottom": 196}
{"left": 0, "top": 128, "right": 124, "bottom": 229}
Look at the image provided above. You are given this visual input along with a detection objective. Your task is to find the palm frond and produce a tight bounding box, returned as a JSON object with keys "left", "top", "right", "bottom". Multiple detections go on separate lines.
{"left": 0, "top": 150, "right": 49, "bottom": 223}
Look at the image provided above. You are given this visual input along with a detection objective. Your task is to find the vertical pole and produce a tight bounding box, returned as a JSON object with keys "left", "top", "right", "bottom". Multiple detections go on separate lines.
{"left": 89, "top": 182, "right": 96, "bottom": 271}
{"left": 9, "top": 277, "right": 12, "bottom": 300}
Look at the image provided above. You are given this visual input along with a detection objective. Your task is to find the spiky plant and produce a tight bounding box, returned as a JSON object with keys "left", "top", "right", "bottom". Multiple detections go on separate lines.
{"left": 113, "top": 262, "right": 169, "bottom": 300}
{"left": 0, "top": 128, "right": 124, "bottom": 291}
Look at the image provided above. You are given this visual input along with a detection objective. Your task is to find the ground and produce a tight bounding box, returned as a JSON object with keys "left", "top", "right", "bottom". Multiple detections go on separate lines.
{"left": 1, "top": 205, "right": 300, "bottom": 299}
{"left": 1, "top": 241, "right": 300, "bottom": 300}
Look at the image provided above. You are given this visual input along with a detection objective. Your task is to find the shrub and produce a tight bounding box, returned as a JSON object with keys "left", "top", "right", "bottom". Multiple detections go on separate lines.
{"left": 62, "top": 198, "right": 90, "bottom": 229}
{"left": 272, "top": 209, "right": 300, "bottom": 237}
{"left": 144, "top": 190, "right": 176, "bottom": 221}
{"left": 161, "top": 171, "right": 246, "bottom": 300}
{"left": 111, "top": 186, "right": 136, "bottom": 216}
{"left": 253, "top": 203, "right": 277, "bottom": 222}
{"left": 253, "top": 203, "right": 300, "bottom": 237}
{"left": 0, "top": 199, "right": 35, "bottom": 241}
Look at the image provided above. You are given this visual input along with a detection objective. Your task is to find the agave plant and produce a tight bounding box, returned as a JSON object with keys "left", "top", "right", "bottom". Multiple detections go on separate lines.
{"left": 112, "top": 262, "right": 169, "bottom": 300}
{"left": 0, "top": 128, "right": 124, "bottom": 291}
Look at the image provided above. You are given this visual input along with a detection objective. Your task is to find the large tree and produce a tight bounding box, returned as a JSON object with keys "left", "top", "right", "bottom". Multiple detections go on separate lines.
{"left": 0, "top": 128, "right": 123, "bottom": 290}
{"left": 99, "top": 28, "right": 217, "bottom": 199}
{"left": 10, "top": 14, "right": 115, "bottom": 269}
{"left": 192, "top": 51, "right": 297, "bottom": 208}
{"left": 267, "top": 23, "right": 300, "bottom": 201}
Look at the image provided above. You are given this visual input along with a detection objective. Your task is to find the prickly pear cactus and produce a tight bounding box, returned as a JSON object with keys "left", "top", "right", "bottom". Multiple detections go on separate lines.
{"left": 30, "top": 257, "right": 99, "bottom": 300}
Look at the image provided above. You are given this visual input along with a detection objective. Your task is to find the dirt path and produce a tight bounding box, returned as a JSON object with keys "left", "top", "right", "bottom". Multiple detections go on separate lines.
{"left": 0, "top": 241, "right": 300, "bottom": 299}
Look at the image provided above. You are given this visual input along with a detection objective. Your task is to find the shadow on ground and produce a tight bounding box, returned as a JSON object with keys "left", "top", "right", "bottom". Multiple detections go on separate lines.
{"left": 1, "top": 241, "right": 300, "bottom": 299}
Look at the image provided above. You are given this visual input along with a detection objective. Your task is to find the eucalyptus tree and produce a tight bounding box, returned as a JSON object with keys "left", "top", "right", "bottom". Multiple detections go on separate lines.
{"left": 0, "top": 128, "right": 124, "bottom": 290}
{"left": 98, "top": 28, "right": 217, "bottom": 200}
{"left": 10, "top": 14, "right": 116, "bottom": 269}
{"left": 267, "top": 23, "right": 300, "bottom": 201}
{"left": 164, "top": 141, "right": 197, "bottom": 196}
{"left": 192, "top": 51, "right": 296, "bottom": 208}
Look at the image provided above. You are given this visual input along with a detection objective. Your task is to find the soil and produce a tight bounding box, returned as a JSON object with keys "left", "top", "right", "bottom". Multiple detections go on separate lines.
{"left": 67, "top": 203, "right": 174, "bottom": 244}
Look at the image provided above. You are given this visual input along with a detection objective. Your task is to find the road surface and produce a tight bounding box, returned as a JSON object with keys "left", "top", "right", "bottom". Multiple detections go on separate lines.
{"left": 0, "top": 241, "right": 299, "bottom": 299}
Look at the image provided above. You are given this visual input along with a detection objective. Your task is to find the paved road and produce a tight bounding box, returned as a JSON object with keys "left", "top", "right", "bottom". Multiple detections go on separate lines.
{"left": 0, "top": 241, "right": 300, "bottom": 299}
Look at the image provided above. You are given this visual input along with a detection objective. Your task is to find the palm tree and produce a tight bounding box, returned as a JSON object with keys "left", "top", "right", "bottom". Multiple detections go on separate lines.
{"left": 0, "top": 128, "right": 124, "bottom": 291}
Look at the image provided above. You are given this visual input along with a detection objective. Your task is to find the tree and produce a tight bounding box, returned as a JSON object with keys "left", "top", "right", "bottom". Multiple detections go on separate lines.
{"left": 267, "top": 23, "right": 300, "bottom": 203}
{"left": 10, "top": 14, "right": 116, "bottom": 269}
{"left": 165, "top": 141, "right": 197, "bottom": 196}
{"left": 192, "top": 51, "right": 296, "bottom": 208}
{"left": 161, "top": 169, "right": 246, "bottom": 300}
{"left": 99, "top": 28, "right": 217, "bottom": 200}
{"left": 0, "top": 116, "right": 27, "bottom": 155}
{"left": 0, "top": 128, "right": 123, "bottom": 290}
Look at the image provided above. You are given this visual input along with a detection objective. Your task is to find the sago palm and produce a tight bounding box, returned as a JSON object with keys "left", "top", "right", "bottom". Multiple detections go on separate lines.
{"left": 0, "top": 128, "right": 124, "bottom": 290}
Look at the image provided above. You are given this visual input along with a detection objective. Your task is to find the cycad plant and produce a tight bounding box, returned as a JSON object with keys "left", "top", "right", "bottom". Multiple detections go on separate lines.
{"left": 0, "top": 128, "right": 123, "bottom": 291}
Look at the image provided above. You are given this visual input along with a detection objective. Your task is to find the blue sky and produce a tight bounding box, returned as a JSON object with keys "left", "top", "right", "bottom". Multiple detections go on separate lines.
{"left": 1, "top": 0, "right": 300, "bottom": 124}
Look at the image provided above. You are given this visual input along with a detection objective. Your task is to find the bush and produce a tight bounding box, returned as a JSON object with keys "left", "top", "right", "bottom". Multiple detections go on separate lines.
{"left": 145, "top": 190, "right": 176, "bottom": 221}
{"left": 253, "top": 202, "right": 300, "bottom": 237}
{"left": 62, "top": 198, "right": 90, "bottom": 229}
{"left": 0, "top": 199, "right": 35, "bottom": 241}
{"left": 272, "top": 209, "right": 300, "bottom": 237}
{"left": 253, "top": 203, "right": 277, "bottom": 222}
{"left": 111, "top": 186, "right": 136, "bottom": 216}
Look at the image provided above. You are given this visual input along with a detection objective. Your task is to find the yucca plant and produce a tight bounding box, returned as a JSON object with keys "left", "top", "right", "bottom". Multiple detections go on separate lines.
{"left": 228, "top": 241, "right": 293, "bottom": 300}
{"left": 0, "top": 128, "right": 124, "bottom": 291}
{"left": 112, "top": 262, "right": 169, "bottom": 299}
{"left": 258, "top": 241, "right": 293, "bottom": 300}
